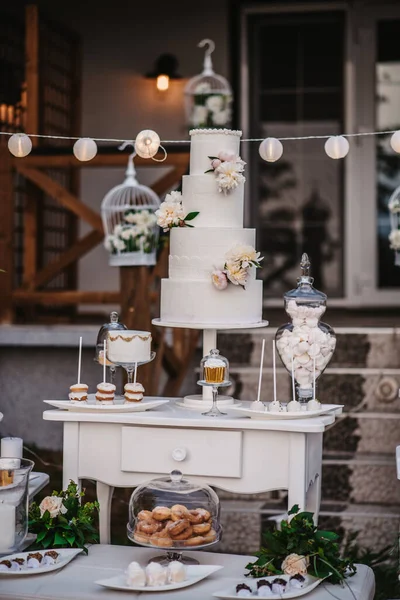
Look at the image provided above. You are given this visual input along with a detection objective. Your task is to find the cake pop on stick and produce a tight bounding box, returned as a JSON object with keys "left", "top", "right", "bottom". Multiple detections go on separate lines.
{"left": 250, "top": 339, "right": 265, "bottom": 410}
{"left": 287, "top": 349, "right": 301, "bottom": 412}
{"left": 69, "top": 336, "right": 88, "bottom": 402}
{"left": 96, "top": 339, "right": 116, "bottom": 403}
{"left": 269, "top": 339, "right": 285, "bottom": 412}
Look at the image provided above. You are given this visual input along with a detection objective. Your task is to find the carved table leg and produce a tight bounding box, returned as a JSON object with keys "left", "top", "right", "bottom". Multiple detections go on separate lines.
{"left": 96, "top": 481, "right": 114, "bottom": 544}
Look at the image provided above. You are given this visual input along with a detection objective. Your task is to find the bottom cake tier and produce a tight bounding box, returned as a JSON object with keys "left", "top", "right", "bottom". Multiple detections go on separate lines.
{"left": 160, "top": 278, "right": 263, "bottom": 324}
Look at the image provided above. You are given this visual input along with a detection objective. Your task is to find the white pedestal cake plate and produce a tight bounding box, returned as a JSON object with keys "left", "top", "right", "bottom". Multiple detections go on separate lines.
{"left": 152, "top": 319, "right": 268, "bottom": 410}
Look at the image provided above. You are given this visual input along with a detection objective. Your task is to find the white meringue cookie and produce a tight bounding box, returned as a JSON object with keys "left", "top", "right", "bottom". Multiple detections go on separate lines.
{"left": 308, "top": 343, "right": 321, "bottom": 358}
{"left": 296, "top": 353, "right": 310, "bottom": 364}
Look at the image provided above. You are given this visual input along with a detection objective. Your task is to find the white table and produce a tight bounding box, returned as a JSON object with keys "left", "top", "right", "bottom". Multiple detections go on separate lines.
{"left": 44, "top": 400, "right": 338, "bottom": 544}
{"left": 0, "top": 544, "right": 375, "bottom": 600}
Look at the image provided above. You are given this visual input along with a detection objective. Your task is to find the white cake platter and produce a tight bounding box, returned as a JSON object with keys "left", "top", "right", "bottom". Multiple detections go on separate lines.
{"left": 213, "top": 573, "right": 325, "bottom": 599}
{"left": 96, "top": 564, "right": 223, "bottom": 593}
{"left": 0, "top": 548, "right": 82, "bottom": 576}
{"left": 152, "top": 318, "right": 269, "bottom": 330}
{"left": 43, "top": 396, "right": 169, "bottom": 413}
{"left": 227, "top": 403, "right": 343, "bottom": 420}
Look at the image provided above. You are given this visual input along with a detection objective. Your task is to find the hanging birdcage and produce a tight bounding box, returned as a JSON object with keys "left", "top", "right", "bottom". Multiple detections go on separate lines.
{"left": 101, "top": 153, "right": 160, "bottom": 267}
{"left": 184, "top": 39, "right": 232, "bottom": 130}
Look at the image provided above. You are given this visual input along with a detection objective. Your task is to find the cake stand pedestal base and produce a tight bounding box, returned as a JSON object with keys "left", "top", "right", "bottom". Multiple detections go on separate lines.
{"left": 152, "top": 319, "right": 268, "bottom": 410}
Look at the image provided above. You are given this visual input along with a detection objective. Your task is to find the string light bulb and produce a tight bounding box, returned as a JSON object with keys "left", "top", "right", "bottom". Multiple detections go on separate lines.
{"left": 390, "top": 131, "right": 400, "bottom": 154}
{"left": 259, "top": 137, "right": 283, "bottom": 162}
{"left": 73, "top": 137, "right": 98, "bottom": 162}
{"left": 156, "top": 75, "right": 169, "bottom": 91}
{"left": 324, "top": 135, "right": 349, "bottom": 159}
{"left": 8, "top": 133, "right": 32, "bottom": 157}
{"left": 135, "top": 129, "right": 160, "bottom": 159}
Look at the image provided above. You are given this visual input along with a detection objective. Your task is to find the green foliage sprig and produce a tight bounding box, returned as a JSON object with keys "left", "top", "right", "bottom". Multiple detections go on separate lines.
{"left": 245, "top": 505, "right": 356, "bottom": 585}
{"left": 28, "top": 481, "right": 99, "bottom": 554}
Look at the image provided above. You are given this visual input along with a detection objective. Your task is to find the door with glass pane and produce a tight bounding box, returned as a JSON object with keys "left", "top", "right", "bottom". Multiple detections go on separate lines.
{"left": 242, "top": 8, "right": 346, "bottom": 301}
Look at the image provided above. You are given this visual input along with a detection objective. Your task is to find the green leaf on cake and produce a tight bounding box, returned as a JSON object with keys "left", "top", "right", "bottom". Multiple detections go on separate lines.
{"left": 184, "top": 212, "right": 199, "bottom": 221}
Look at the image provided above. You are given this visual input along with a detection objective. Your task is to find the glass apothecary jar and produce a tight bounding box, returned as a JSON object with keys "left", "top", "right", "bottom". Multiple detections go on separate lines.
{"left": 0, "top": 459, "right": 34, "bottom": 556}
{"left": 127, "top": 470, "right": 221, "bottom": 564}
{"left": 275, "top": 254, "right": 336, "bottom": 402}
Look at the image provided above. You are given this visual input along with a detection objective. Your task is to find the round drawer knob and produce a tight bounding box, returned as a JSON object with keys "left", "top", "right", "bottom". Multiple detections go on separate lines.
{"left": 172, "top": 447, "right": 187, "bottom": 462}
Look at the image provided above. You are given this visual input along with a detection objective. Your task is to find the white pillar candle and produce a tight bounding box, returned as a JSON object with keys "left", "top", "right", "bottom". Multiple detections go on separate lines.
{"left": 1, "top": 437, "right": 23, "bottom": 459}
{"left": 0, "top": 503, "right": 15, "bottom": 552}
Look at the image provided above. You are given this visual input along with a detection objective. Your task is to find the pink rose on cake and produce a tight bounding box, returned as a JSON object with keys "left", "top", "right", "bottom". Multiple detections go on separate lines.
{"left": 205, "top": 151, "right": 246, "bottom": 194}
{"left": 211, "top": 269, "right": 228, "bottom": 290}
{"left": 39, "top": 496, "right": 67, "bottom": 519}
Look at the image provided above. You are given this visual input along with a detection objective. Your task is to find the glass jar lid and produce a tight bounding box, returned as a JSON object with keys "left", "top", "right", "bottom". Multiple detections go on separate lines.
{"left": 96, "top": 311, "right": 127, "bottom": 360}
{"left": 284, "top": 253, "right": 327, "bottom": 306}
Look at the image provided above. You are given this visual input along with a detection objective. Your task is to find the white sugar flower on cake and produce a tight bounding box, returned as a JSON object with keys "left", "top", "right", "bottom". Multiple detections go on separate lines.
{"left": 155, "top": 191, "right": 199, "bottom": 232}
{"left": 211, "top": 243, "right": 263, "bottom": 291}
{"left": 205, "top": 151, "right": 246, "bottom": 194}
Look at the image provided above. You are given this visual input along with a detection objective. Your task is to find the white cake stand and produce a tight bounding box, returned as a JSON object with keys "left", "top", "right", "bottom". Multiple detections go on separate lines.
{"left": 152, "top": 319, "right": 268, "bottom": 409}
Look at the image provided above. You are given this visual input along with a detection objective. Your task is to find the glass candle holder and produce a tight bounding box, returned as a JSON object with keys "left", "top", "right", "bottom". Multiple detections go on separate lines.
{"left": 0, "top": 458, "right": 34, "bottom": 555}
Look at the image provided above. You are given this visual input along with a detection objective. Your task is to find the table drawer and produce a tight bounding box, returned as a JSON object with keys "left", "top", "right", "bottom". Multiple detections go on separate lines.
{"left": 121, "top": 426, "right": 242, "bottom": 478}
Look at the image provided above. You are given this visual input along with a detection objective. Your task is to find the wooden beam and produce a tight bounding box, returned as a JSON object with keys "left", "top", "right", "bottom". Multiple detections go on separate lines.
{"left": 23, "top": 190, "right": 38, "bottom": 286}
{"left": 25, "top": 5, "right": 39, "bottom": 140}
{"left": 22, "top": 229, "right": 103, "bottom": 290}
{"left": 12, "top": 151, "right": 189, "bottom": 169}
{"left": 13, "top": 290, "right": 121, "bottom": 305}
{"left": 16, "top": 166, "right": 103, "bottom": 232}
{"left": 0, "top": 149, "right": 15, "bottom": 323}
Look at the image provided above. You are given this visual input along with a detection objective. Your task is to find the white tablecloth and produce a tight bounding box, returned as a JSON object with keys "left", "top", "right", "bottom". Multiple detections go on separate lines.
{"left": 0, "top": 544, "right": 375, "bottom": 600}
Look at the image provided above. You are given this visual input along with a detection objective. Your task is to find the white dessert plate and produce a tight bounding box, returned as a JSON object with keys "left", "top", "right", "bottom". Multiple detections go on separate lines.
{"left": 43, "top": 396, "right": 169, "bottom": 413}
{"left": 227, "top": 403, "right": 343, "bottom": 420}
{"left": 0, "top": 548, "right": 83, "bottom": 576}
{"left": 213, "top": 573, "right": 325, "bottom": 599}
{"left": 96, "top": 564, "right": 223, "bottom": 592}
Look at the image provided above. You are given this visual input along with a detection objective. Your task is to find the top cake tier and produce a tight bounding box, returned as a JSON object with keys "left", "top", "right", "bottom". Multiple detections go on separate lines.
{"left": 189, "top": 128, "right": 242, "bottom": 175}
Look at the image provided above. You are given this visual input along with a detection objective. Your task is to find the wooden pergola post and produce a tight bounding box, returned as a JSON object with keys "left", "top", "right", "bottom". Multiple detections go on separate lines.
{"left": 0, "top": 148, "right": 15, "bottom": 323}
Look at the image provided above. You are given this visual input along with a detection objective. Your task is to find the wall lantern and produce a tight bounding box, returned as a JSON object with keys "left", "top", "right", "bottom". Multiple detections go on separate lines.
{"left": 146, "top": 54, "right": 181, "bottom": 92}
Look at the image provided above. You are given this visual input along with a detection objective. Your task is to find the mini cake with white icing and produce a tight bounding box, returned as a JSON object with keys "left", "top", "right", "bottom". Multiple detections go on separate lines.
{"left": 69, "top": 383, "right": 88, "bottom": 402}
{"left": 107, "top": 330, "right": 151, "bottom": 364}
{"left": 95, "top": 382, "right": 116, "bottom": 403}
{"left": 124, "top": 382, "right": 145, "bottom": 403}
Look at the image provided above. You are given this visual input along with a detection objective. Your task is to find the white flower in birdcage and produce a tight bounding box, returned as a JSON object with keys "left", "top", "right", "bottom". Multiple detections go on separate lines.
{"left": 101, "top": 153, "right": 160, "bottom": 267}
{"left": 388, "top": 185, "right": 400, "bottom": 266}
{"left": 184, "top": 39, "right": 232, "bottom": 130}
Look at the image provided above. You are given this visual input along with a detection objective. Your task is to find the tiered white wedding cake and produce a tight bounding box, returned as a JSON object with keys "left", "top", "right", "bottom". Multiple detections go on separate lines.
{"left": 157, "top": 128, "right": 263, "bottom": 325}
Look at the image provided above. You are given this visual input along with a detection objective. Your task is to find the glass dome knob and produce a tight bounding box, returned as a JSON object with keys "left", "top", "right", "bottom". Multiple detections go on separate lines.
{"left": 110, "top": 311, "right": 119, "bottom": 323}
{"left": 170, "top": 470, "right": 183, "bottom": 483}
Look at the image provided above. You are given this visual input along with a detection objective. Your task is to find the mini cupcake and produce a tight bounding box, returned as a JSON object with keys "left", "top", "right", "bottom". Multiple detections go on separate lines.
{"left": 95, "top": 382, "right": 116, "bottom": 403}
{"left": 204, "top": 358, "right": 226, "bottom": 384}
{"left": 42, "top": 551, "right": 59, "bottom": 566}
{"left": 124, "top": 382, "right": 145, "bottom": 403}
{"left": 271, "top": 578, "right": 287, "bottom": 594}
{"left": 0, "top": 560, "right": 11, "bottom": 571}
{"left": 257, "top": 579, "right": 273, "bottom": 596}
{"left": 69, "top": 383, "right": 88, "bottom": 402}
{"left": 236, "top": 583, "right": 252, "bottom": 597}
{"left": 289, "top": 574, "right": 306, "bottom": 589}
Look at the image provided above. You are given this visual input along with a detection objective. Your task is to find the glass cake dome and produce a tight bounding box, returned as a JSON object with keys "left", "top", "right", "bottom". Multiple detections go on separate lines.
{"left": 127, "top": 470, "right": 221, "bottom": 563}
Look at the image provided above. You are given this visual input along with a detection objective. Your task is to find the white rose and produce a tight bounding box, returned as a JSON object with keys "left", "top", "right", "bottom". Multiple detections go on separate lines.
{"left": 195, "top": 82, "right": 212, "bottom": 94}
{"left": 225, "top": 264, "right": 248, "bottom": 286}
{"left": 212, "top": 109, "right": 230, "bottom": 126}
{"left": 155, "top": 200, "right": 185, "bottom": 231}
{"left": 225, "top": 244, "right": 262, "bottom": 268}
{"left": 205, "top": 95, "right": 224, "bottom": 113}
{"left": 39, "top": 496, "right": 67, "bottom": 519}
{"left": 113, "top": 224, "right": 123, "bottom": 237}
{"left": 120, "top": 226, "right": 138, "bottom": 240}
{"left": 113, "top": 237, "right": 126, "bottom": 251}
{"left": 215, "top": 160, "right": 246, "bottom": 193}
{"left": 104, "top": 235, "right": 115, "bottom": 252}
{"left": 389, "top": 229, "right": 400, "bottom": 250}
{"left": 191, "top": 105, "right": 208, "bottom": 127}
{"left": 124, "top": 212, "right": 137, "bottom": 224}
{"left": 165, "top": 190, "right": 182, "bottom": 204}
